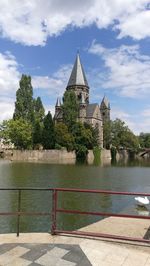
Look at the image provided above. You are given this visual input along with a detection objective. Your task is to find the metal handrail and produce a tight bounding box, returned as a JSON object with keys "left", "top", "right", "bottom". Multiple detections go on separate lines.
{"left": 51, "top": 188, "right": 150, "bottom": 244}
{"left": 0, "top": 187, "right": 54, "bottom": 236}
{"left": 0, "top": 187, "right": 150, "bottom": 243}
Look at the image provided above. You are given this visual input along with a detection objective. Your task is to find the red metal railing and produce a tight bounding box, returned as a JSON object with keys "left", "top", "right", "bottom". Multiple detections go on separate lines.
{"left": 0, "top": 187, "right": 150, "bottom": 243}
{"left": 51, "top": 188, "right": 150, "bottom": 244}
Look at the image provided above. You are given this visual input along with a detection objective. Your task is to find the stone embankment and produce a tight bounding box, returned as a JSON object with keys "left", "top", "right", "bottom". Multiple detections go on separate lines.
{"left": 3, "top": 149, "right": 111, "bottom": 165}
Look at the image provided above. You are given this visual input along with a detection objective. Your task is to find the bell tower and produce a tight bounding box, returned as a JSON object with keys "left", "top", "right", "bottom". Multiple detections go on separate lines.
{"left": 100, "top": 96, "right": 110, "bottom": 124}
{"left": 66, "top": 53, "right": 89, "bottom": 104}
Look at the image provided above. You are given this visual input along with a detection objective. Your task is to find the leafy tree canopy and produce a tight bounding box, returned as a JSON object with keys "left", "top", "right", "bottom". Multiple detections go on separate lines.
{"left": 72, "top": 122, "right": 94, "bottom": 149}
{"left": 42, "top": 111, "right": 55, "bottom": 149}
{"left": 111, "top": 118, "right": 139, "bottom": 151}
{"left": 62, "top": 90, "right": 79, "bottom": 130}
{"left": 139, "top": 133, "right": 150, "bottom": 148}
{"left": 55, "top": 123, "right": 74, "bottom": 151}
{"left": 1, "top": 119, "right": 32, "bottom": 149}
{"left": 32, "top": 97, "right": 45, "bottom": 148}
{"left": 33, "top": 97, "right": 45, "bottom": 123}
{"left": 13, "top": 74, "right": 34, "bottom": 123}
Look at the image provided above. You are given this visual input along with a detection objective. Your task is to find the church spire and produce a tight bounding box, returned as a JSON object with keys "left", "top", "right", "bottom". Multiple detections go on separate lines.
{"left": 67, "top": 53, "right": 89, "bottom": 87}
{"left": 101, "top": 95, "right": 110, "bottom": 109}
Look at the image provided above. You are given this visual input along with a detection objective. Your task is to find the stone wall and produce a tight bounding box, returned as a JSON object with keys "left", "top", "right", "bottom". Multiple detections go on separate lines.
{"left": 4, "top": 149, "right": 76, "bottom": 164}
{"left": 4, "top": 148, "right": 111, "bottom": 165}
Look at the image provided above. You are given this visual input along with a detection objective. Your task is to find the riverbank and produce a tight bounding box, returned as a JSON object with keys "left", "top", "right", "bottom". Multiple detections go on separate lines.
{"left": 2, "top": 149, "right": 111, "bottom": 165}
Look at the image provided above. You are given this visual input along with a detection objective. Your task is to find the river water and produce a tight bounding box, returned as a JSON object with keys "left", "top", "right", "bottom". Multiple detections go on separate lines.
{"left": 0, "top": 159, "right": 150, "bottom": 233}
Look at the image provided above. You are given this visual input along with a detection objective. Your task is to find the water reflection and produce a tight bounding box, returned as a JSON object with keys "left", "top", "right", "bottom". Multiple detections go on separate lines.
{"left": 112, "top": 157, "right": 150, "bottom": 167}
{"left": 0, "top": 159, "right": 150, "bottom": 233}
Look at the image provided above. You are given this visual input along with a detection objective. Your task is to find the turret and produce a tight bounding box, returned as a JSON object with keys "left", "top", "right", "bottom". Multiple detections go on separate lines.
{"left": 100, "top": 96, "right": 110, "bottom": 124}
{"left": 54, "top": 98, "right": 62, "bottom": 122}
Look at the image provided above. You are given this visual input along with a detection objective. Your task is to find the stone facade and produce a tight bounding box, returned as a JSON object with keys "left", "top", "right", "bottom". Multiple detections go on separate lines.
{"left": 54, "top": 53, "right": 110, "bottom": 147}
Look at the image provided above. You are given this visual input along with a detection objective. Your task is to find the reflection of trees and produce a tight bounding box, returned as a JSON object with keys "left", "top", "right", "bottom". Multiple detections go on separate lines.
{"left": 8, "top": 163, "right": 53, "bottom": 233}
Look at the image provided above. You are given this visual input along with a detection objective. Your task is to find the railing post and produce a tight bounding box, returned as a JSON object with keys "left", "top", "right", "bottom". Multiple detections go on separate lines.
{"left": 17, "top": 189, "right": 21, "bottom": 237}
{"left": 51, "top": 189, "right": 57, "bottom": 235}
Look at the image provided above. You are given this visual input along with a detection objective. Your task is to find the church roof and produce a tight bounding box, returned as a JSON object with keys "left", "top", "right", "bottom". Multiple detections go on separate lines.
{"left": 101, "top": 96, "right": 110, "bottom": 108}
{"left": 55, "top": 98, "right": 61, "bottom": 107}
{"left": 86, "top": 104, "right": 98, "bottom": 117}
{"left": 67, "top": 54, "right": 89, "bottom": 87}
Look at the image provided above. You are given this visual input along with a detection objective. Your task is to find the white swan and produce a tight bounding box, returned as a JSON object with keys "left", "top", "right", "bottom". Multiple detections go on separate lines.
{"left": 135, "top": 196, "right": 149, "bottom": 206}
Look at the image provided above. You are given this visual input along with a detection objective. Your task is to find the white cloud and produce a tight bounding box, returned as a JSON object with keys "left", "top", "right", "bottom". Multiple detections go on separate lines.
{"left": 117, "top": 10, "right": 150, "bottom": 40}
{"left": 0, "top": 50, "right": 71, "bottom": 121}
{"left": 0, "top": 51, "right": 20, "bottom": 95}
{"left": 32, "top": 64, "right": 71, "bottom": 96}
{"left": 111, "top": 106, "right": 137, "bottom": 131}
{"left": 89, "top": 41, "right": 150, "bottom": 98}
{"left": 0, "top": 98, "right": 15, "bottom": 121}
{"left": 0, "top": 0, "right": 149, "bottom": 45}
{"left": 110, "top": 106, "right": 150, "bottom": 134}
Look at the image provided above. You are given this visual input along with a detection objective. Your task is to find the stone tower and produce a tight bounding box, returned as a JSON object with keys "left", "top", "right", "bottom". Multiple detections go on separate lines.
{"left": 66, "top": 53, "right": 89, "bottom": 104}
{"left": 100, "top": 96, "right": 110, "bottom": 124}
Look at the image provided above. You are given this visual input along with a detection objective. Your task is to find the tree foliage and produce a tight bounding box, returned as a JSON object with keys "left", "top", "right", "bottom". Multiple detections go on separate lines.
{"left": 72, "top": 122, "right": 93, "bottom": 149}
{"left": 33, "top": 97, "right": 45, "bottom": 123}
{"left": 1, "top": 119, "right": 32, "bottom": 149}
{"left": 62, "top": 91, "right": 79, "bottom": 130}
{"left": 111, "top": 119, "right": 139, "bottom": 151}
{"left": 32, "top": 97, "right": 45, "bottom": 147}
{"left": 139, "top": 133, "right": 150, "bottom": 148}
{"left": 13, "top": 74, "right": 34, "bottom": 123}
{"left": 42, "top": 112, "right": 55, "bottom": 149}
{"left": 103, "top": 121, "right": 111, "bottom": 149}
{"left": 55, "top": 123, "right": 74, "bottom": 151}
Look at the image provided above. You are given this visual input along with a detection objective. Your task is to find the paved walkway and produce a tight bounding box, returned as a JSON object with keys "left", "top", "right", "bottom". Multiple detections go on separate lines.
{"left": 0, "top": 233, "right": 150, "bottom": 266}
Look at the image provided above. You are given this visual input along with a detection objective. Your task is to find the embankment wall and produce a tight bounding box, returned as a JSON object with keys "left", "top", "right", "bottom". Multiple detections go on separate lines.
{"left": 4, "top": 149, "right": 111, "bottom": 165}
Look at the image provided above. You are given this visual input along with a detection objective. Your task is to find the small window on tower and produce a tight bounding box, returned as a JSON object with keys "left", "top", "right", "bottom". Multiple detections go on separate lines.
{"left": 103, "top": 112, "right": 105, "bottom": 116}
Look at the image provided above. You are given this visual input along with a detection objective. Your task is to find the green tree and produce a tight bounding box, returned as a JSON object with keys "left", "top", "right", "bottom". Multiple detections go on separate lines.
{"left": 32, "top": 121, "right": 43, "bottom": 149}
{"left": 34, "top": 97, "right": 45, "bottom": 122}
{"left": 62, "top": 91, "right": 79, "bottom": 130}
{"left": 13, "top": 74, "right": 34, "bottom": 123}
{"left": 42, "top": 111, "right": 55, "bottom": 149}
{"left": 33, "top": 97, "right": 45, "bottom": 148}
{"left": 111, "top": 118, "right": 139, "bottom": 151}
{"left": 2, "top": 119, "right": 32, "bottom": 149}
{"left": 139, "top": 133, "right": 150, "bottom": 148}
{"left": 55, "top": 123, "right": 74, "bottom": 151}
{"left": 103, "top": 121, "right": 112, "bottom": 149}
{"left": 84, "top": 122, "right": 99, "bottom": 148}
{"left": 72, "top": 122, "right": 94, "bottom": 149}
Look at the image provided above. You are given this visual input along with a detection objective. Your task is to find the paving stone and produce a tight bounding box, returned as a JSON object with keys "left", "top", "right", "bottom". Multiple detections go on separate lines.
{"left": 63, "top": 245, "right": 84, "bottom": 263}
{"left": 0, "top": 246, "right": 30, "bottom": 265}
{"left": 6, "top": 257, "right": 31, "bottom": 266}
{"left": 104, "top": 251, "right": 127, "bottom": 264}
{"left": 0, "top": 243, "right": 17, "bottom": 255}
{"left": 122, "top": 252, "right": 149, "bottom": 266}
{"left": 22, "top": 244, "right": 53, "bottom": 261}
{"left": 35, "top": 247, "right": 69, "bottom": 265}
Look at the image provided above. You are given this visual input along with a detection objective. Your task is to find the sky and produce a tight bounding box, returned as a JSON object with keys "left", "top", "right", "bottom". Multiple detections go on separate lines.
{"left": 0, "top": 0, "right": 150, "bottom": 134}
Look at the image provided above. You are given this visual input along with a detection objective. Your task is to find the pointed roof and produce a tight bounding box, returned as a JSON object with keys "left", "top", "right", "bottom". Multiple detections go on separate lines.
{"left": 101, "top": 96, "right": 110, "bottom": 109}
{"left": 55, "top": 98, "right": 61, "bottom": 107}
{"left": 67, "top": 53, "right": 89, "bottom": 87}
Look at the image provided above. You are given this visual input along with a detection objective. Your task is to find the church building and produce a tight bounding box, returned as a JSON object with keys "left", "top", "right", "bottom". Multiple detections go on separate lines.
{"left": 54, "top": 53, "right": 110, "bottom": 147}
